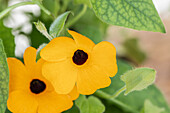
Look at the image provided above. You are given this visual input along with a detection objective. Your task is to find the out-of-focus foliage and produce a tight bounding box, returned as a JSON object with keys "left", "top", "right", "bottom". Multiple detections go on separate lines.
{"left": 141, "top": 100, "right": 165, "bottom": 113}
{"left": 0, "top": 21, "right": 15, "bottom": 57}
{"left": 0, "top": 0, "right": 8, "bottom": 11}
{"left": 74, "top": 0, "right": 91, "bottom": 7}
{"left": 123, "top": 38, "right": 146, "bottom": 64}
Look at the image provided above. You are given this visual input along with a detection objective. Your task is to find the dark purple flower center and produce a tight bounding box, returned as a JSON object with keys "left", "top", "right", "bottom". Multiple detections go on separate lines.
{"left": 72, "top": 50, "right": 88, "bottom": 65}
{"left": 30, "top": 79, "right": 46, "bottom": 94}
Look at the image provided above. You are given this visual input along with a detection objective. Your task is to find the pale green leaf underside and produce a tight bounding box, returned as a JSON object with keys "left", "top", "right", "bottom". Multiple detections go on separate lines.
{"left": 0, "top": 39, "right": 9, "bottom": 113}
{"left": 143, "top": 100, "right": 165, "bottom": 113}
{"left": 75, "top": 95, "right": 105, "bottom": 113}
{"left": 49, "top": 11, "right": 71, "bottom": 38}
{"left": 90, "top": 0, "right": 166, "bottom": 33}
{"left": 121, "top": 68, "right": 156, "bottom": 95}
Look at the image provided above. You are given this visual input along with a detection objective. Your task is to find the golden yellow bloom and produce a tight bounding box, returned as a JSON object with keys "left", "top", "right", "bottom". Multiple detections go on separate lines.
{"left": 41, "top": 30, "right": 118, "bottom": 95}
{"left": 7, "top": 47, "right": 79, "bottom": 113}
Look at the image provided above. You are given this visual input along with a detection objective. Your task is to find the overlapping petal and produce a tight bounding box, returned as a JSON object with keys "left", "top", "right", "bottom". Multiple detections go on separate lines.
{"left": 77, "top": 65, "right": 111, "bottom": 95}
{"left": 42, "top": 59, "right": 77, "bottom": 94}
{"left": 68, "top": 86, "right": 79, "bottom": 100}
{"left": 40, "top": 37, "right": 76, "bottom": 62}
{"left": 92, "top": 41, "right": 117, "bottom": 77}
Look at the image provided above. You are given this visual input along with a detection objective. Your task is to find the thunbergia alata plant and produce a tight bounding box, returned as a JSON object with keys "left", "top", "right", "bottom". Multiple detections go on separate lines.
{"left": 0, "top": 0, "right": 169, "bottom": 113}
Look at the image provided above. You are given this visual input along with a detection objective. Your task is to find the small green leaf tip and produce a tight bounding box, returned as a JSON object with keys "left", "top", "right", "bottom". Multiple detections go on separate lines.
{"left": 49, "top": 11, "right": 71, "bottom": 38}
{"left": 34, "top": 21, "right": 53, "bottom": 41}
{"left": 121, "top": 68, "right": 156, "bottom": 95}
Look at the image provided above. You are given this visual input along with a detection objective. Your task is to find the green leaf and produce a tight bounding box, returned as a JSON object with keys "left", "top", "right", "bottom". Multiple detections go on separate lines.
{"left": 75, "top": 95, "right": 105, "bottom": 113}
{"left": 143, "top": 100, "right": 165, "bottom": 113}
{"left": 74, "top": 0, "right": 91, "bottom": 7}
{"left": 75, "top": 95, "right": 89, "bottom": 113}
{"left": 0, "top": 39, "right": 9, "bottom": 113}
{"left": 121, "top": 67, "right": 156, "bottom": 95}
{"left": 123, "top": 38, "right": 146, "bottom": 64}
{"left": 34, "top": 21, "right": 53, "bottom": 40}
{"left": 100, "top": 60, "right": 170, "bottom": 113}
{"left": 88, "top": 96, "right": 105, "bottom": 113}
{"left": 90, "top": 0, "right": 166, "bottom": 33}
{"left": 49, "top": 11, "right": 71, "bottom": 38}
{"left": 0, "top": 20, "right": 15, "bottom": 57}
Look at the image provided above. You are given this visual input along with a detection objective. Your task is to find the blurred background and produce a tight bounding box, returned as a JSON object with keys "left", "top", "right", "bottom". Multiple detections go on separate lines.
{"left": 1, "top": 0, "right": 170, "bottom": 103}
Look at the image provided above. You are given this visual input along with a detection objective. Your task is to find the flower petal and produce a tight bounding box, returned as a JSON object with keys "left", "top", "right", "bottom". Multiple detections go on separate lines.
{"left": 68, "top": 86, "right": 79, "bottom": 100}
{"left": 37, "top": 91, "right": 73, "bottom": 113}
{"left": 23, "top": 47, "right": 37, "bottom": 69}
{"left": 68, "top": 30, "right": 95, "bottom": 52}
{"left": 7, "top": 58, "right": 31, "bottom": 92}
{"left": 40, "top": 37, "right": 76, "bottom": 62}
{"left": 92, "top": 41, "right": 117, "bottom": 77}
{"left": 42, "top": 59, "right": 77, "bottom": 94}
{"left": 7, "top": 91, "right": 38, "bottom": 113}
{"left": 77, "top": 65, "right": 111, "bottom": 95}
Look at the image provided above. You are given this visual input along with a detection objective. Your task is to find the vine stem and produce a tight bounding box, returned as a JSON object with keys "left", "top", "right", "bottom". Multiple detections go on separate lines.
{"left": 66, "top": 5, "right": 87, "bottom": 28}
{"left": 110, "top": 85, "right": 126, "bottom": 98}
{"left": 0, "top": 1, "right": 53, "bottom": 19}
{"left": 0, "top": 1, "right": 35, "bottom": 19}
{"left": 94, "top": 90, "right": 139, "bottom": 113}
{"left": 35, "top": 2, "right": 52, "bottom": 17}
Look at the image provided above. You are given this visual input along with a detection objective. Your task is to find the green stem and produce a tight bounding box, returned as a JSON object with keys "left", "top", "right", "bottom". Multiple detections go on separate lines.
{"left": 60, "top": 0, "right": 69, "bottom": 14}
{"left": 35, "top": 2, "right": 52, "bottom": 17}
{"left": 0, "top": 1, "right": 35, "bottom": 19}
{"left": 66, "top": 5, "right": 87, "bottom": 28}
{"left": 110, "top": 85, "right": 126, "bottom": 98}
{"left": 94, "top": 90, "right": 139, "bottom": 113}
{"left": 0, "top": 1, "right": 53, "bottom": 20}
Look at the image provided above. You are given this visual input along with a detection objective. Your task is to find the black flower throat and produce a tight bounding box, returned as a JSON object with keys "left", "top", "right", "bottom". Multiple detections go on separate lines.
{"left": 72, "top": 50, "right": 88, "bottom": 65}
{"left": 30, "top": 79, "right": 46, "bottom": 94}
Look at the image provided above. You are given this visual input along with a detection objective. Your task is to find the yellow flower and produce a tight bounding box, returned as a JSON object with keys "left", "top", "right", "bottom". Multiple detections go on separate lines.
{"left": 40, "top": 30, "right": 118, "bottom": 95}
{"left": 7, "top": 47, "right": 79, "bottom": 113}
